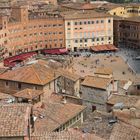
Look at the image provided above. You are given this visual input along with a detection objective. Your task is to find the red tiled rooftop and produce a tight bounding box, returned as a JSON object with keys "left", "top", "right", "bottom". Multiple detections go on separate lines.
{"left": 107, "top": 94, "right": 140, "bottom": 106}
{"left": 13, "top": 89, "right": 44, "bottom": 100}
{"left": 31, "top": 128, "right": 104, "bottom": 140}
{"left": 33, "top": 94, "right": 86, "bottom": 132}
{"left": 0, "top": 63, "right": 58, "bottom": 85}
{"left": 0, "top": 103, "right": 31, "bottom": 137}
{"left": 81, "top": 76, "right": 112, "bottom": 90}
{"left": 110, "top": 121, "right": 140, "bottom": 140}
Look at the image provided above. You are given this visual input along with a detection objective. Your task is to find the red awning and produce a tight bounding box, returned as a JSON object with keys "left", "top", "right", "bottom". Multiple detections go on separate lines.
{"left": 59, "top": 48, "right": 68, "bottom": 53}
{"left": 90, "top": 44, "right": 118, "bottom": 52}
{"left": 42, "top": 48, "right": 68, "bottom": 55}
{"left": 4, "top": 52, "right": 37, "bottom": 67}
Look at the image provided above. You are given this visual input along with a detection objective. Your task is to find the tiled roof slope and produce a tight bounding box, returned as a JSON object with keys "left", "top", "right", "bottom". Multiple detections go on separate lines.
{"left": 14, "top": 89, "right": 44, "bottom": 100}
{"left": 31, "top": 129, "right": 104, "bottom": 140}
{"left": 33, "top": 94, "right": 86, "bottom": 132}
{"left": 61, "top": 10, "right": 112, "bottom": 20}
{"left": 0, "top": 103, "right": 31, "bottom": 137}
{"left": 56, "top": 69, "right": 81, "bottom": 82}
{"left": 110, "top": 121, "right": 140, "bottom": 140}
{"left": 81, "top": 76, "right": 112, "bottom": 90}
{"left": 0, "top": 92, "right": 13, "bottom": 100}
{"left": 0, "top": 63, "right": 58, "bottom": 85}
{"left": 107, "top": 94, "right": 140, "bottom": 106}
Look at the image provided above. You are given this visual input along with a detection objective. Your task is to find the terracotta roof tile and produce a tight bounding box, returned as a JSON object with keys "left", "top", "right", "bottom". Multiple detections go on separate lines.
{"left": 26, "top": 59, "right": 62, "bottom": 69}
{"left": 56, "top": 69, "right": 81, "bottom": 82}
{"left": 110, "top": 121, "right": 140, "bottom": 140}
{"left": 61, "top": 2, "right": 98, "bottom": 10}
{"left": 81, "top": 76, "right": 112, "bottom": 90}
{"left": 33, "top": 94, "right": 86, "bottom": 132}
{"left": 107, "top": 94, "right": 140, "bottom": 106}
{"left": 61, "top": 10, "right": 112, "bottom": 20}
{"left": 13, "top": 89, "right": 44, "bottom": 100}
{"left": 112, "top": 108, "right": 140, "bottom": 129}
{"left": 31, "top": 128, "right": 104, "bottom": 140}
{"left": 0, "top": 63, "right": 58, "bottom": 85}
{"left": 0, "top": 103, "right": 31, "bottom": 137}
{"left": 0, "top": 92, "right": 14, "bottom": 100}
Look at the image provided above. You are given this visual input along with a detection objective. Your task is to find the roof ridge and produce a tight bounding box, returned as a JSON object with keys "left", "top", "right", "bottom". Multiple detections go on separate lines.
{"left": 31, "top": 64, "right": 43, "bottom": 85}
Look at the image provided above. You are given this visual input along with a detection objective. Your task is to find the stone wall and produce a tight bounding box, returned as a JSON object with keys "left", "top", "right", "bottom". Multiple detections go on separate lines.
{"left": 81, "top": 85, "right": 108, "bottom": 113}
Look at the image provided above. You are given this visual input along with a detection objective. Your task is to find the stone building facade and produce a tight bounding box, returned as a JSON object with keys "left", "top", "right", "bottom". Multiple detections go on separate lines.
{"left": 81, "top": 76, "right": 117, "bottom": 113}
{"left": 55, "top": 70, "right": 81, "bottom": 97}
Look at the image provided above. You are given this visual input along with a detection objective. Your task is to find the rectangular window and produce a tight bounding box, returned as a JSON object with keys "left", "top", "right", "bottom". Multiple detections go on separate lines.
{"left": 96, "top": 20, "right": 99, "bottom": 24}
{"left": 74, "top": 22, "right": 77, "bottom": 25}
{"left": 5, "top": 81, "right": 9, "bottom": 86}
{"left": 87, "top": 32, "right": 90, "bottom": 38}
{"left": 137, "top": 85, "right": 140, "bottom": 90}
{"left": 92, "top": 32, "right": 94, "bottom": 37}
{"left": 67, "top": 22, "right": 70, "bottom": 26}
{"left": 108, "top": 19, "right": 111, "bottom": 23}
{"left": 18, "top": 83, "right": 21, "bottom": 89}
{"left": 84, "top": 32, "right": 86, "bottom": 38}
{"left": 101, "top": 20, "right": 104, "bottom": 23}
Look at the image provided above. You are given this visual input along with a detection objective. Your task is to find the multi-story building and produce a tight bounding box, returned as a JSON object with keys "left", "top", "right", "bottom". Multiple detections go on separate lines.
{"left": 81, "top": 76, "right": 117, "bottom": 112}
{"left": 95, "top": 2, "right": 140, "bottom": 18}
{"left": 114, "top": 16, "right": 140, "bottom": 48}
{"left": 0, "top": 63, "right": 60, "bottom": 96}
{"left": 108, "top": 3, "right": 140, "bottom": 18}
{"left": 62, "top": 10, "right": 113, "bottom": 51}
{"left": 0, "top": 5, "right": 65, "bottom": 57}
{"left": 56, "top": 69, "right": 81, "bottom": 97}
